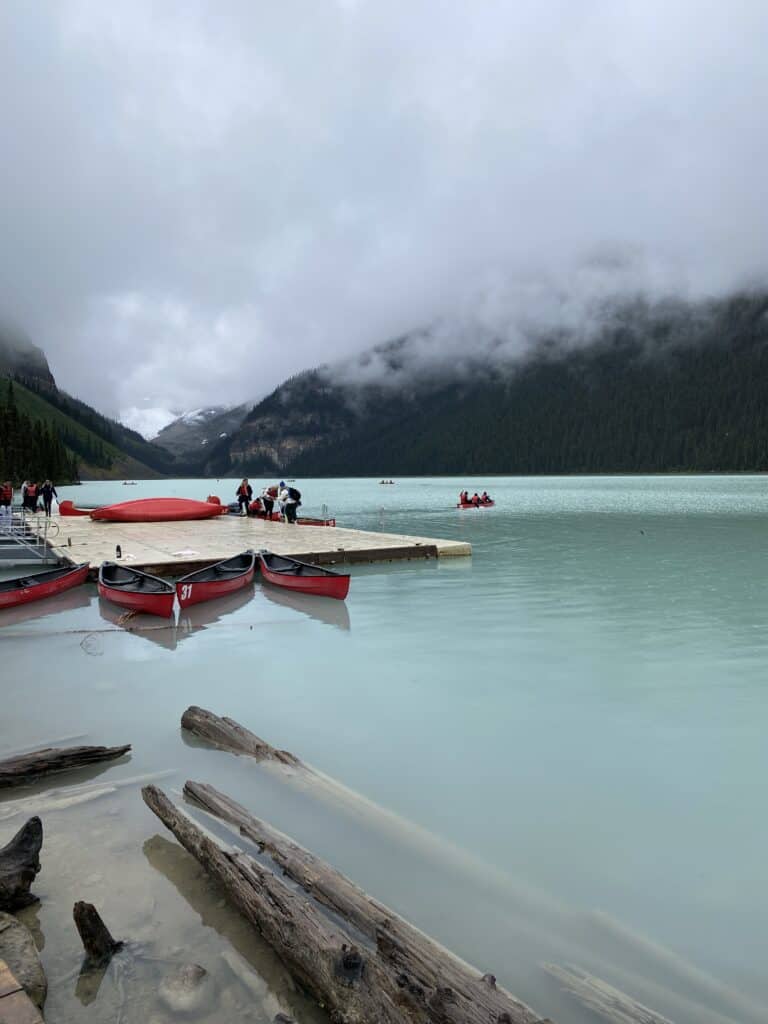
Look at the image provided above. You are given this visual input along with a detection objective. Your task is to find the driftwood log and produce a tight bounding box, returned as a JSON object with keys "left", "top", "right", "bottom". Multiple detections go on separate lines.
{"left": 0, "top": 817, "right": 42, "bottom": 911}
{"left": 543, "top": 964, "right": 675, "bottom": 1024}
{"left": 144, "top": 783, "right": 550, "bottom": 1024}
{"left": 181, "top": 707, "right": 298, "bottom": 766}
{"left": 73, "top": 901, "right": 123, "bottom": 965}
{"left": 0, "top": 744, "right": 131, "bottom": 789}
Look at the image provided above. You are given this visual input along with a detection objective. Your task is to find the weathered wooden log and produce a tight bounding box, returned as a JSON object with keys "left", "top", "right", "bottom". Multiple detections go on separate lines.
{"left": 73, "top": 902, "right": 123, "bottom": 965}
{"left": 181, "top": 706, "right": 299, "bottom": 766}
{"left": 144, "top": 783, "right": 549, "bottom": 1024}
{"left": 543, "top": 964, "right": 674, "bottom": 1024}
{"left": 0, "top": 744, "right": 131, "bottom": 789}
{"left": 0, "top": 817, "right": 42, "bottom": 911}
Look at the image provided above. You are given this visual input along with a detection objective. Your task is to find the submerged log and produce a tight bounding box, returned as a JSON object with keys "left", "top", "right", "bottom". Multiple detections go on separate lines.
{"left": 0, "top": 744, "right": 131, "bottom": 790}
{"left": 181, "top": 706, "right": 298, "bottom": 766}
{"left": 144, "top": 784, "right": 549, "bottom": 1024}
{"left": 73, "top": 902, "right": 123, "bottom": 965}
{"left": 543, "top": 964, "right": 674, "bottom": 1024}
{"left": 0, "top": 817, "right": 42, "bottom": 911}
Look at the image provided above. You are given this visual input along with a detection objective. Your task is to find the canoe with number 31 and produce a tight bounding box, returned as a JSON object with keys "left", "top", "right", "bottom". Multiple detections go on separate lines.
{"left": 175, "top": 551, "right": 256, "bottom": 609}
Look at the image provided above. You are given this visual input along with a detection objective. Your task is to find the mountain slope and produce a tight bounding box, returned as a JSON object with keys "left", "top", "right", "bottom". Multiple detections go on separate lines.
{"left": 206, "top": 291, "right": 768, "bottom": 476}
{"left": 0, "top": 324, "right": 189, "bottom": 480}
{"left": 154, "top": 403, "right": 251, "bottom": 459}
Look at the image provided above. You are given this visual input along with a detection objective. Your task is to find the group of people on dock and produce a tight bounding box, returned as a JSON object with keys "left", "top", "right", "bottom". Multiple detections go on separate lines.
{"left": 459, "top": 489, "right": 493, "bottom": 506}
{"left": 0, "top": 480, "right": 58, "bottom": 516}
{"left": 236, "top": 479, "right": 302, "bottom": 523}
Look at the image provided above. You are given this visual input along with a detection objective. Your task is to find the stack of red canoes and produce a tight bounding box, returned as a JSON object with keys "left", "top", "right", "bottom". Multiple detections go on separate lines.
{"left": 91, "top": 498, "right": 227, "bottom": 522}
{"left": 0, "top": 563, "right": 90, "bottom": 610}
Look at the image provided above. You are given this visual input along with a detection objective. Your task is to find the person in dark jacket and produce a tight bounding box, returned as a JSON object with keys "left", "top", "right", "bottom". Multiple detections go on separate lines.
{"left": 236, "top": 478, "right": 253, "bottom": 516}
{"left": 40, "top": 480, "right": 58, "bottom": 517}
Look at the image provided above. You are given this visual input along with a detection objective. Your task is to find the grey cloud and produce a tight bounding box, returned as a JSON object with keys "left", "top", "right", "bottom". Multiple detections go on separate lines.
{"left": 1, "top": 0, "right": 767, "bottom": 432}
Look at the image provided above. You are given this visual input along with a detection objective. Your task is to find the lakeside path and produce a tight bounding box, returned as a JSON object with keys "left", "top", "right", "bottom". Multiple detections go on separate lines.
{"left": 43, "top": 512, "right": 471, "bottom": 575}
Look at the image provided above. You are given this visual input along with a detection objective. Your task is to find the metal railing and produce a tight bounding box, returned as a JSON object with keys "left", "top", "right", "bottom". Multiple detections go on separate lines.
{"left": 0, "top": 506, "right": 58, "bottom": 565}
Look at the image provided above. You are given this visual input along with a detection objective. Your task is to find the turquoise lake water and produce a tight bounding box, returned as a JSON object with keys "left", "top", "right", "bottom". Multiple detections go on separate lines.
{"left": 3, "top": 475, "right": 768, "bottom": 1023}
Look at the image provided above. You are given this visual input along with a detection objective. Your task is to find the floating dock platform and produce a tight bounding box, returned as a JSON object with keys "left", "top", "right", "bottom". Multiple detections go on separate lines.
{"left": 44, "top": 514, "right": 471, "bottom": 576}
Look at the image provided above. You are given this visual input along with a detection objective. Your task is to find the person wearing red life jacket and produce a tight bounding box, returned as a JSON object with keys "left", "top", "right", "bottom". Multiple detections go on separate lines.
{"left": 236, "top": 478, "right": 252, "bottom": 516}
{"left": 0, "top": 481, "right": 12, "bottom": 510}
{"left": 24, "top": 481, "right": 39, "bottom": 512}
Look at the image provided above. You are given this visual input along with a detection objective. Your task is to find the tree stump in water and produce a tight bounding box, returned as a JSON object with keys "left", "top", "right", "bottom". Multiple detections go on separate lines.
{"left": 0, "top": 818, "right": 42, "bottom": 911}
{"left": 73, "top": 902, "right": 123, "bottom": 965}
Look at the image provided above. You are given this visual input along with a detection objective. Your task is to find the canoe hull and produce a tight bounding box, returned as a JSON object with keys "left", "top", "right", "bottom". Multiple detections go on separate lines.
{"left": 0, "top": 563, "right": 90, "bottom": 610}
{"left": 456, "top": 501, "right": 495, "bottom": 509}
{"left": 59, "top": 500, "right": 98, "bottom": 517}
{"left": 97, "top": 580, "right": 175, "bottom": 618}
{"left": 258, "top": 553, "right": 350, "bottom": 601}
{"left": 91, "top": 498, "right": 227, "bottom": 523}
{"left": 176, "top": 562, "right": 256, "bottom": 609}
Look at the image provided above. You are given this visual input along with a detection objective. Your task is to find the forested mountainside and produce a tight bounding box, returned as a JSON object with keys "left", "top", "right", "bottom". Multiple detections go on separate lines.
{"left": 0, "top": 327, "right": 189, "bottom": 482}
{"left": 204, "top": 292, "right": 768, "bottom": 477}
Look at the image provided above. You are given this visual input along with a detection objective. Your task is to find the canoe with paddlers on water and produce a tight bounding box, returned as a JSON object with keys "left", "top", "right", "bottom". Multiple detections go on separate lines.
{"left": 175, "top": 551, "right": 256, "bottom": 609}
{"left": 98, "top": 562, "right": 176, "bottom": 618}
{"left": 257, "top": 550, "right": 350, "bottom": 600}
{"left": 457, "top": 489, "right": 495, "bottom": 509}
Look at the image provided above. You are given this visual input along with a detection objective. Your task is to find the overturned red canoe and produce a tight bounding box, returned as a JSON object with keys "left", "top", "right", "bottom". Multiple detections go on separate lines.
{"left": 59, "top": 500, "right": 102, "bottom": 516}
{"left": 0, "top": 562, "right": 90, "bottom": 610}
{"left": 258, "top": 551, "right": 350, "bottom": 601}
{"left": 98, "top": 562, "right": 175, "bottom": 618}
{"left": 176, "top": 551, "right": 256, "bottom": 609}
{"left": 91, "top": 498, "right": 228, "bottom": 523}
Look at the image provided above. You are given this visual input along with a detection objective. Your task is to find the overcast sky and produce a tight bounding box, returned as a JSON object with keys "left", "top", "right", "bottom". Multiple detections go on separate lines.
{"left": 1, "top": 1, "right": 767, "bottom": 436}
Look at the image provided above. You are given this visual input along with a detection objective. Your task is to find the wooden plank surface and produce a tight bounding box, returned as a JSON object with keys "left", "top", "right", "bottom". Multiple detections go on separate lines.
{"left": 0, "top": 961, "right": 43, "bottom": 1024}
{"left": 43, "top": 513, "right": 470, "bottom": 573}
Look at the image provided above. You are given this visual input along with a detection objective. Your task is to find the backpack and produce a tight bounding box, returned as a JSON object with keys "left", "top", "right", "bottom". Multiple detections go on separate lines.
{"left": 287, "top": 487, "right": 301, "bottom": 503}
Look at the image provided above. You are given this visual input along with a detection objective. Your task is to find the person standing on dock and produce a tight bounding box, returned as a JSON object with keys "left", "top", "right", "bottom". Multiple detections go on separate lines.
{"left": 0, "top": 481, "right": 12, "bottom": 513}
{"left": 280, "top": 484, "right": 300, "bottom": 523}
{"left": 23, "top": 480, "right": 39, "bottom": 512}
{"left": 40, "top": 479, "right": 58, "bottom": 516}
{"left": 261, "top": 484, "right": 275, "bottom": 518}
{"left": 236, "top": 478, "right": 252, "bottom": 516}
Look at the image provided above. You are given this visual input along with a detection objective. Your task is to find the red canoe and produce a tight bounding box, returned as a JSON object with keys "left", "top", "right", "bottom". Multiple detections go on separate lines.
{"left": 175, "top": 551, "right": 256, "bottom": 609}
{"left": 456, "top": 501, "right": 495, "bottom": 509}
{"left": 258, "top": 551, "right": 350, "bottom": 600}
{"left": 59, "top": 500, "right": 102, "bottom": 516}
{"left": 91, "top": 498, "right": 227, "bottom": 523}
{"left": 0, "top": 563, "right": 90, "bottom": 610}
{"left": 98, "top": 562, "right": 176, "bottom": 617}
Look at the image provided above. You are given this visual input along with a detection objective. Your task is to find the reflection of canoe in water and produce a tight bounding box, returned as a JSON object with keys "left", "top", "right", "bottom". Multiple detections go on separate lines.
{"left": 176, "top": 585, "right": 256, "bottom": 642}
{"left": 0, "top": 562, "right": 90, "bottom": 610}
{"left": 0, "top": 580, "right": 93, "bottom": 627}
{"left": 98, "top": 598, "right": 178, "bottom": 651}
{"left": 259, "top": 584, "right": 351, "bottom": 632}
{"left": 176, "top": 551, "right": 255, "bottom": 609}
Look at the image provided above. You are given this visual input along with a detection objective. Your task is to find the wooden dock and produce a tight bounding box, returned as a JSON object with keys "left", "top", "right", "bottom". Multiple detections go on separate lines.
{"left": 0, "top": 960, "right": 43, "bottom": 1024}
{"left": 44, "top": 513, "right": 471, "bottom": 576}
